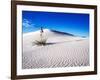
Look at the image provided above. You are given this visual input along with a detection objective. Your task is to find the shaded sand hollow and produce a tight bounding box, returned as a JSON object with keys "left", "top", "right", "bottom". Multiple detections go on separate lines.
{"left": 22, "top": 29, "right": 89, "bottom": 69}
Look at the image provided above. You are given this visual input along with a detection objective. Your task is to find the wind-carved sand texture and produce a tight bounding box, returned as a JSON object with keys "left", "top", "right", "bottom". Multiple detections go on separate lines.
{"left": 22, "top": 29, "right": 89, "bottom": 69}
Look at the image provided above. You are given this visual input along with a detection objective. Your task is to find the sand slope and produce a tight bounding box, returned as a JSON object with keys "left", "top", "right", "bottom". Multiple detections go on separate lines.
{"left": 22, "top": 29, "right": 89, "bottom": 69}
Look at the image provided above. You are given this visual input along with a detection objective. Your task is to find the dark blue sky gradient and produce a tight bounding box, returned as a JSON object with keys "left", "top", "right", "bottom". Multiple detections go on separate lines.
{"left": 22, "top": 11, "right": 89, "bottom": 37}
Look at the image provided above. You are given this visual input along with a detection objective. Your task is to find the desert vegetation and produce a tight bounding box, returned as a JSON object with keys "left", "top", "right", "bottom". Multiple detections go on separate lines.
{"left": 34, "top": 27, "right": 47, "bottom": 46}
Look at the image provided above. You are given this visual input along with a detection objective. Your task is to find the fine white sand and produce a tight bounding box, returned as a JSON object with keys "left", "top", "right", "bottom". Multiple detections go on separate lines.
{"left": 22, "top": 29, "right": 89, "bottom": 69}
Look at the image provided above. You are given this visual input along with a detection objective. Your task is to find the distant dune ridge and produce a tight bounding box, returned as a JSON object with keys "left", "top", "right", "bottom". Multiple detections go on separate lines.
{"left": 22, "top": 29, "right": 89, "bottom": 69}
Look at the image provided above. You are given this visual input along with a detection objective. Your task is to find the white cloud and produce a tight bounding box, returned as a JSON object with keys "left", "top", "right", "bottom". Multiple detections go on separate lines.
{"left": 22, "top": 19, "right": 35, "bottom": 28}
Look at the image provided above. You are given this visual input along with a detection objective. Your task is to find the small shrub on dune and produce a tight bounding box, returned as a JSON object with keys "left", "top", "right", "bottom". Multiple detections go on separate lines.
{"left": 34, "top": 38, "right": 47, "bottom": 46}
{"left": 33, "top": 26, "right": 47, "bottom": 46}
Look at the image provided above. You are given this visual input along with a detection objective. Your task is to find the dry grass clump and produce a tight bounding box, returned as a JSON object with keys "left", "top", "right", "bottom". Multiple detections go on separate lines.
{"left": 34, "top": 38, "right": 47, "bottom": 46}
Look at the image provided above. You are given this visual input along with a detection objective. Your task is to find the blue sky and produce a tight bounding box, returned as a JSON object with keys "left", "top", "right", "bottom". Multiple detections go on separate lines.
{"left": 22, "top": 11, "right": 89, "bottom": 37}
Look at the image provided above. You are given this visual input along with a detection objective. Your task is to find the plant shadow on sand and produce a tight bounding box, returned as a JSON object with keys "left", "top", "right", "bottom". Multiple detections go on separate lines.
{"left": 45, "top": 42, "right": 57, "bottom": 45}
{"left": 32, "top": 41, "right": 57, "bottom": 46}
{"left": 32, "top": 39, "right": 83, "bottom": 46}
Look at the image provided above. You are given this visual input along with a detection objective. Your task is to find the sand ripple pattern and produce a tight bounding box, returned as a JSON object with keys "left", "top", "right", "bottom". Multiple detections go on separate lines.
{"left": 22, "top": 39, "right": 89, "bottom": 69}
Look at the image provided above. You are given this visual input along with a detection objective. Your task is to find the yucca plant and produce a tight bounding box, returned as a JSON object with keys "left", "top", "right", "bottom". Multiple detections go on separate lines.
{"left": 34, "top": 27, "right": 47, "bottom": 46}
{"left": 34, "top": 38, "right": 47, "bottom": 46}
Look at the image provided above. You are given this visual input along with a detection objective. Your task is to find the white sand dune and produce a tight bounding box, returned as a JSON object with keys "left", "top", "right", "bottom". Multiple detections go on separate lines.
{"left": 22, "top": 29, "right": 89, "bottom": 69}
